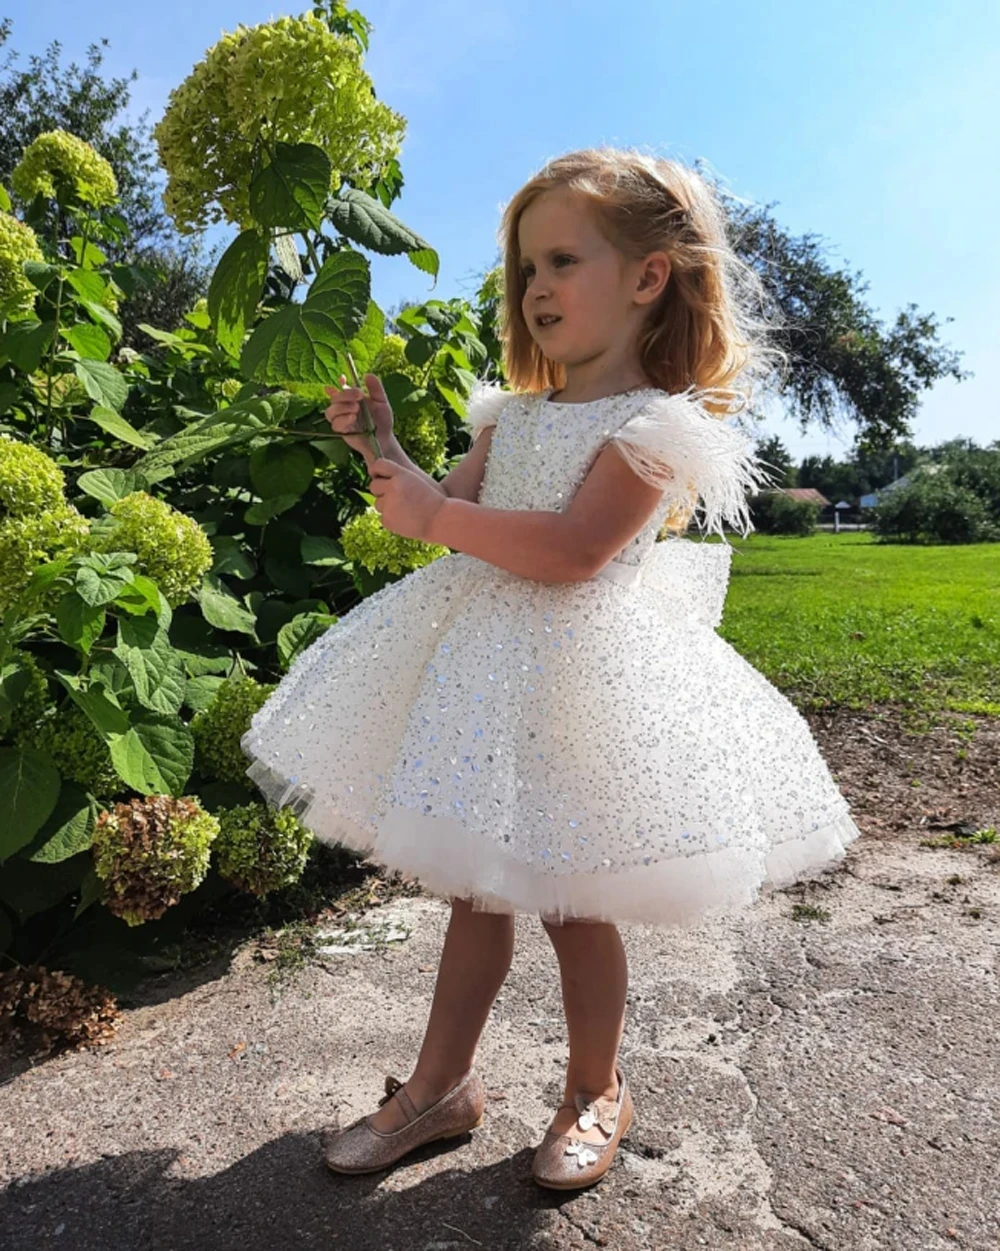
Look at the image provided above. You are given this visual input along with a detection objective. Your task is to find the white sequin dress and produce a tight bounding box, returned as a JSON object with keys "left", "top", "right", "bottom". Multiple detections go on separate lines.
{"left": 242, "top": 384, "right": 862, "bottom": 927}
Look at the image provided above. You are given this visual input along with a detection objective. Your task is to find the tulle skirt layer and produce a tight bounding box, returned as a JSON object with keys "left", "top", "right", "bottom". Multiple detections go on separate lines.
{"left": 242, "top": 542, "right": 862, "bottom": 927}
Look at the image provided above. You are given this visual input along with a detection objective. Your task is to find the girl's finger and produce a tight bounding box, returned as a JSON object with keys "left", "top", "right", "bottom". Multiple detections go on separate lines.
{"left": 364, "top": 373, "right": 388, "bottom": 404}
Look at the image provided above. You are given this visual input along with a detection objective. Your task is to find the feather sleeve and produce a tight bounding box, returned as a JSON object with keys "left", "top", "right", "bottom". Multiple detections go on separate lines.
{"left": 462, "top": 380, "right": 514, "bottom": 442}
{"left": 607, "top": 387, "right": 778, "bottom": 539}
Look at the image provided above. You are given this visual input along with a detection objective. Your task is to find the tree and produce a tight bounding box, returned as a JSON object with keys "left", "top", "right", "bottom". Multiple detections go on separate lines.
{"left": 712, "top": 175, "right": 972, "bottom": 452}
{"left": 755, "top": 434, "right": 796, "bottom": 487}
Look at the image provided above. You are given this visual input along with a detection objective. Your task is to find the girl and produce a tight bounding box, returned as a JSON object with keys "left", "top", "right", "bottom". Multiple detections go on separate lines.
{"left": 241, "top": 148, "right": 862, "bottom": 1190}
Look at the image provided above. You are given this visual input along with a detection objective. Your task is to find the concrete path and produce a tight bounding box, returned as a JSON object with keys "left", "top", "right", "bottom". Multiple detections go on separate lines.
{"left": 2, "top": 822, "right": 998, "bottom": 1251}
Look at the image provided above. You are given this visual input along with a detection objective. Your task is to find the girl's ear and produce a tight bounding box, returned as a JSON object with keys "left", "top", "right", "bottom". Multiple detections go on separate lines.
{"left": 634, "top": 252, "right": 671, "bottom": 305}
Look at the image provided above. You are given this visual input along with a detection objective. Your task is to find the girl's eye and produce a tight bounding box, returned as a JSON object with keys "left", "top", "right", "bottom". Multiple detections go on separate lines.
{"left": 521, "top": 266, "right": 535, "bottom": 280}
{"left": 554, "top": 255, "right": 575, "bottom": 267}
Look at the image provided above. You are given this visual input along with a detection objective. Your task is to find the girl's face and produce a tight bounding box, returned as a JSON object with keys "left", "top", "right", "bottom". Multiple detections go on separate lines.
{"left": 517, "top": 187, "right": 666, "bottom": 374}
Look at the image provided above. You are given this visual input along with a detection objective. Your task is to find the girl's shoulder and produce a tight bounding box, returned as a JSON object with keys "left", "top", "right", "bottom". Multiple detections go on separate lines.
{"left": 463, "top": 382, "right": 537, "bottom": 440}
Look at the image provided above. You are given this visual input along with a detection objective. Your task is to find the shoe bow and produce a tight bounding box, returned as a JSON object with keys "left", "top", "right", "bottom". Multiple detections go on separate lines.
{"left": 573, "top": 1092, "right": 620, "bottom": 1136}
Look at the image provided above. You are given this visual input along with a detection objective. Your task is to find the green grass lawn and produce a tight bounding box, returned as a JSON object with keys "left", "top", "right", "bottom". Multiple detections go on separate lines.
{"left": 715, "top": 531, "right": 1000, "bottom": 718}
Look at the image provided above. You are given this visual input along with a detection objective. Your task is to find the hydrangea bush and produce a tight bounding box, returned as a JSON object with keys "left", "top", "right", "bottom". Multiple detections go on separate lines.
{"left": 11, "top": 130, "right": 118, "bottom": 208}
{"left": 191, "top": 676, "right": 276, "bottom": 785}
{"left": 152, "top": 13, "right": 405, "bottom": 233}
{"left": 340, "top": 507, "right": 450, "bottom": 576}
{"left": 90, "top": 492, "right": 213, "bottom": 607}
{"left": 0, "top": 438, "right": 90, "bottom": 613}
{"left": 0, "top": 212, "right": 45, "bottom": 318}
{"left": 92, "top": 796, "right": 220, "bottom": 926}
{"left": 215, "top": 802, "right": 313, "bottom": 896}
{"left": 0, "top": 10, "right": 491, "bottom": 991}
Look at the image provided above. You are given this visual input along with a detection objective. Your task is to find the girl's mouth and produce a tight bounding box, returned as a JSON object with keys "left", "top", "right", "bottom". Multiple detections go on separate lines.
{"left": 535, "top": 314, "right": 562, "bottom": 329}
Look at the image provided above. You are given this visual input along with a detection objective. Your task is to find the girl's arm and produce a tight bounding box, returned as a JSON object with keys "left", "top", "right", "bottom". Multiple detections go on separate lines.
{"left": 426, "top": 443, "right": 667, "bottom": 584}
{"left": 382, "top": 427, "right": 496, "bottom": 504}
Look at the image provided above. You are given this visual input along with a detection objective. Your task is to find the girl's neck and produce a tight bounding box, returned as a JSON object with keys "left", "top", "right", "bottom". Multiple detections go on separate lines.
{"left": 549, "top": 358, "right": 651, "bottom": 405}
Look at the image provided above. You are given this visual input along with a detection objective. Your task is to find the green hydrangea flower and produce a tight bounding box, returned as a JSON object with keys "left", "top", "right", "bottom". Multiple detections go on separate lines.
{"left": 191, "top": 676, "right": 276, "bottom": 785}
{"left": 340, "top": 506, "right": 449, "bottom": 576}
{"left": 394, "top": 396, "right": 447, "bottom": 475}
{"left": 215, "top": 802, "right": 313, "bottom": 896}
{"left": 152, "top": 14, "right": 406, "bottom": 233}
{"left": 0, "top": 506, "right": 90, "bottom": 616}
{"left": 92, "top": 795, "right": 220, "bottom": 926}
{"left": 0, "top": 211, "right": 44, "bottom": 318}
{"left": 372, "top": 334, "right": 423, "bottom": 385}
{"left": 370, "top": 338, "right": 447, "bottom": 472}
{"left": 4, "top": 650, "right": 52, "bottom": 738}
{"left": 0, "top": 436, "right": 66, "bottom": 518}
{"left": 20, "top": 704, "right": 121, "bottom": 800}
{"left": 90, "top": 492, "right": 213, "bottom": 607}
{"left": 476, "top": 264, "right": 504, "bottom": 306}
{"left": 11, "top": 130, "right": 118, "bottom": 209}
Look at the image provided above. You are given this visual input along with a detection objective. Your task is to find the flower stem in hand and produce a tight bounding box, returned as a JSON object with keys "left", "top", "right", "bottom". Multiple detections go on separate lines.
{"left": 345, "top": 352, "right": 383, "bottom": 462}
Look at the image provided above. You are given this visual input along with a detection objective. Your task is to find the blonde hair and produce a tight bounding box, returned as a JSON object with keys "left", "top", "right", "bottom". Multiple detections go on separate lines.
{"left": 497, "top": 148, "right": 786, "bottom": 533}
{"left": 499, "top": 147, "right": 785, "bottom": 413}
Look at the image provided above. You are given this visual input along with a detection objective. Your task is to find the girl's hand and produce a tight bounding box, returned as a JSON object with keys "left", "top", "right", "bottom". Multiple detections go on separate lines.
{"left": 368, "top": 459, "right": 447, "bottom": 542}
{"left": 323, "top": 373, "right": 395, "bottom": 468}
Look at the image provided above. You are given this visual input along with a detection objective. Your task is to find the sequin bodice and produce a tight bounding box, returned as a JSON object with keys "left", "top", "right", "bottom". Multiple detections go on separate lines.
{"left": 478, "top": 390, "right": 677, "bottom": 568}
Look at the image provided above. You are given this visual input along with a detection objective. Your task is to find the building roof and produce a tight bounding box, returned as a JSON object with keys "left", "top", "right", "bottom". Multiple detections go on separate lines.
{"left": 768, "top": 487, "right": 831, "bottom": 505}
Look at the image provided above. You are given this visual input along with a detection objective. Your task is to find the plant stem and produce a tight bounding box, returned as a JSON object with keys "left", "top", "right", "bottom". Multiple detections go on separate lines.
{"left": 301, "top": 232, "right": 323, "bottom": 279}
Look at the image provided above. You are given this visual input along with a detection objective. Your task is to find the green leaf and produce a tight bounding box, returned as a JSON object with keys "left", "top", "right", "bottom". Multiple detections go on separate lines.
{"left": 210, "top": 536, "right": 256, "bottom": 580}
{"left": 197, "top": 573, "right": 258, "bottom": 635}
{"left": 114, "top": 616, "right": 186, "bottom": 714}
{"left": 70, "top": 236, "right": 107, "bottom": 267}
{"left": 132, "top": 396, "right": 287, "bottom": 483}
{"left": 0, "top": 660, "right": 34, "bottom": 725}
{"left": 82, "top": 405, "right": 154, "bottom": 449}
{"left": 184, "top": 675, "right": 226, "bottom": 712}
{"left": 208, "top": 229, "right": 271, "bottom": 360}
{"left": 137, "top": 323, "right": 213, "bottom": 357}
{"left": 403, "top": 332, "right": 436, "bottom": 368}
{"left": 114, "top": 574, "right": 170, "bottom": 629}
{"left": 327, "top": 190, "right": 437, "bottom": 276}
{"left": 74, "top": 358, "right": 129, "bottom": 412}
{"left": 345, "top": 300, "right": 385, "bottom": 374}
{"left": 0, "top": 853, "right": 90, "bottom": 922}
{"left": 66, "top": 269, "right": 108, "bottom": 304}
{"left": 54, "top": 671, "right": 130, "bottom": 737}
{"left": 0, "top": 184, "right": 9, "bottom": 211}
{"left": 241, "top": 251, "right": 369, "bottom": 385}
{"left": 76, "top": 467, "right": 148, "bottom": 506}
{"left": 74, "top": 863, "right": 103, "bottom": 918}
{"left": 21, "top": 784, "right": 95, "bottom": 864}
{"left": 76, "top": 556, "right": 136, "bottom": 607}
{"left": 244, "top": 493, "right": 301, "bottom": 525}
{"left": 0, "top": 746, "right": 61, "bottom": 859}
{"left": 300, "top": 534, "right": 345, "bottom": 566}
{"left": 407, "top": 248, "right": 440, "bottom": 280}
{"left": 2, "top": 319, "right": 56, "bottom": 373}
{"left": 0, "top": 379, "right": 19, "bottom": 416}
{"left": 64, "top": 321, "right": 111, "bottom": 362}
{"left": 277, "top": 612, "right": 337, "bottom": 669}
{"left": 108, "top": 710, "right": 194, "bottom": 796}
{"left": 77, "top": 298, "right": 122, "bottom": 341}
{"left": 55, "top": 591, "right": 106, "bottom": 654}
{"left": 249, "top": 142, "right": 332, "bottom": 232}
{"left": 249, "top": 442, "right": 314, "bottom": 499}
{"left": 23, "top": 261, "right": 61, "bottom": 293}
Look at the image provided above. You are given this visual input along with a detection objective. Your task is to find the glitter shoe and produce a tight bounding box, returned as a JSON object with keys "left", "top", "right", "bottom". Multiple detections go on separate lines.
{"left": 531, "top": 1064, "right": 633, "bottom": 1190}
{"left": 322, "top": 1069, "right": 486, "bottom": 1175}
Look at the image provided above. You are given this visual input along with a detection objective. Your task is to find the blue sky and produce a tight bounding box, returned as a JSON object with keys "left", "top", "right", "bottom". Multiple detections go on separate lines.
{"left": 9, "top": 0, "right": 999, "bottom": 465}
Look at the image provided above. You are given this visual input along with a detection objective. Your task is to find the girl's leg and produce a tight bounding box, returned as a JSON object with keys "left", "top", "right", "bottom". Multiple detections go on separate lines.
{"left": 540, "top": 915, "right": 628, "bottom": 1140}
{"left": 368, "top": 896, "right": 515, "bottom": 1132}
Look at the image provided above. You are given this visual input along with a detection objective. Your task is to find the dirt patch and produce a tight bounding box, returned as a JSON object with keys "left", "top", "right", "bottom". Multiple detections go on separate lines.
{"left": 805, "top": 703, "right": 1000, "bottom": 848}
